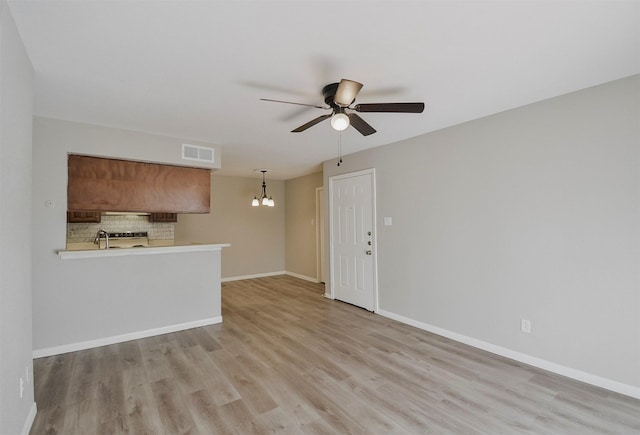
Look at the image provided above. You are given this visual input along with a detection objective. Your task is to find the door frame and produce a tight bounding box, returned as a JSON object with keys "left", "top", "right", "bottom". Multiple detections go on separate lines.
{"left": 327, "top": 168, "right": 379, "bottom": 312}
{"left": 315, "top": 187, "right": 325, "bottom": 284}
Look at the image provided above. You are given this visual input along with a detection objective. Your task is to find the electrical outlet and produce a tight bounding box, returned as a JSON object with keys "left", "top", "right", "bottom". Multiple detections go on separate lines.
{"left": 521, "top": 319, "right": 531, "bottom": 333}
{"left": 19, "top": 378, "right": 24, "bottom": 399}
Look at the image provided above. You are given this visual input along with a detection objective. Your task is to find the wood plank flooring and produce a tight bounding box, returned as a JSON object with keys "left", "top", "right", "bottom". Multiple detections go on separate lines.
{"left": 31, "top": 275, "right": 640, "bottom": 434}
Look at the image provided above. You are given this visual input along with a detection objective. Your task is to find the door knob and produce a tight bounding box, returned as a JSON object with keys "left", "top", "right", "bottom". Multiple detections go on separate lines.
{"left": 365, "top": 250, "right": 372, "bottom": 255}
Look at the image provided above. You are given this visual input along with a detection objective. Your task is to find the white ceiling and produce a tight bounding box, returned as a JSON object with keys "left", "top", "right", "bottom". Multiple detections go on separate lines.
{"left": 7, "top": 0, "right": 640, "bottom": 180}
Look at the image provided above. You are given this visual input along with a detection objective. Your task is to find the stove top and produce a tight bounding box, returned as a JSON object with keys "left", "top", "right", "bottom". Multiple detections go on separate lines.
{"left": 96, "top": 231, "right": 149, "bottom": 248}
{"left": 108, "top": 231, "right": 148, "bottom": 238}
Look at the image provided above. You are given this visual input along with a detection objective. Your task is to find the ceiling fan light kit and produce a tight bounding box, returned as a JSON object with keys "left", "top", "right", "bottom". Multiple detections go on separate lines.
{"left": 330, "top": 110, "right": 349, "bottom": 131}
{"left": 252, "top": 169, "right": 275, "bottom": 207}
{"left": 261, "top": 78, "right": 425, "bottom": 136}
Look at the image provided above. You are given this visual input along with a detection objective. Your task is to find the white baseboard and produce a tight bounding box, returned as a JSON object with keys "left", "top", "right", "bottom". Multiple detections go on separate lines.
{"left": 222, "top": 271, "right": 286, "bottom": 282}
{"left": 377, "top": 309, "right": 640, "bottom": 400}
{"left": 32, "top": 317, "right": 223, "bottom": 358}
{"left": 285, "top": 271, "right": 320, "bottom": 283}
{"left": 222, "top": 271, "right": 321, "bottom": 283}
{"left": 21, "top": 402, "right": 37, "bottom": 435}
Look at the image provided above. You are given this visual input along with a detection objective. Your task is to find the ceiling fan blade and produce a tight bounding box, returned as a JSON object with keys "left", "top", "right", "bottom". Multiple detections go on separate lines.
{"left": 260, "top": 98, "right": 327, "bottom": 110}
{"left": 353, "top": 102, "right": 425, "bottom": 113}
{"left": 348, "top": 113, "right": 376, "bottom": 136}
{"left": 291, "top": 114, "right": 332, "bottom": 132}
{"left": 334, "top": 79, "right": 364, "bottom": 107}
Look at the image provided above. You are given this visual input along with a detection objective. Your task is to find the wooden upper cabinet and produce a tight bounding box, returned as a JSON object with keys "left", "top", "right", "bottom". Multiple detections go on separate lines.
{"left": 67, "top": 211, "right": 102, "bottom": 223}
{"left": 67, "top": 155, "right": 210, "bottom": 213}
{"left": 149, "top": 213, "right": 178, "bottom": 223}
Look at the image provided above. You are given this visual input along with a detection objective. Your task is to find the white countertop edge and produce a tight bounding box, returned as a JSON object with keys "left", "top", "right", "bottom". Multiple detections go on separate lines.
{"left": 58, "top": 243, "right": 231, "bottom": 260}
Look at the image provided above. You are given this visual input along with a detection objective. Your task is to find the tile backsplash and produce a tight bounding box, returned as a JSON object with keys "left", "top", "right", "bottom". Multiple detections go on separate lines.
{"left": 67, "top": 215, "right": 175, "bottom": 243}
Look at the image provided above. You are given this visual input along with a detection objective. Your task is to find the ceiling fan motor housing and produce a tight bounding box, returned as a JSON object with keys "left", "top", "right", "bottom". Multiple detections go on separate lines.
{"left": 322, "top": 83, "right": 340, "bottom": 107}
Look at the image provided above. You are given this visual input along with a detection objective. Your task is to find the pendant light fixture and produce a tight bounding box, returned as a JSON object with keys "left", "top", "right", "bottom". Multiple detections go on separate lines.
{"left": 252, "top": 169, "right": 275, "bottom": 207}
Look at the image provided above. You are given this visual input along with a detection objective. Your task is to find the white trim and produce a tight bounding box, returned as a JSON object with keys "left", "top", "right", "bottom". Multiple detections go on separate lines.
{"left": 328, "top": 168, "right": 379, "bottom": 311}
{"left": 222, "top": 271, "right": 320, "bottom": 283}
{"left": 315, "top": 187, "right": 325, "bottom": 283}
{"left": 285, "top": 271, "right": 320, "bottom": 283}
{"left": 370, "top": 170, "right": 379, "bottom": 313}
{"left": 377, "top": 309, "right": 640, "bottom": 400}
{"left": 221, "top": 271, "right": 285, "bottom": 282}
{"left": 32, "top": 317, "right": 222, "bottom": 358}
{"left": 21, "top": 403, "right": 37, "bottom": 435}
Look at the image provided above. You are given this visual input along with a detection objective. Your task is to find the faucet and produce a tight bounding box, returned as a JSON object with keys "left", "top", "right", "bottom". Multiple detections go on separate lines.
{"left": 94, "top": 229, "right": 109, "bottom": 249}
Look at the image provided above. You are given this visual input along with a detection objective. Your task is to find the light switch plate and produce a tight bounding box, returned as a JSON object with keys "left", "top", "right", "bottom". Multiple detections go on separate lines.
{"left": 384, "top": 217, "right": 392, "bottom": 226}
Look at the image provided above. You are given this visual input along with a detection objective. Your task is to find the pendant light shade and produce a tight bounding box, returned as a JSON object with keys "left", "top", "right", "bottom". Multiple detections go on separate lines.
{"left": 252, "top": 169, "right": 275, "bottom": 207}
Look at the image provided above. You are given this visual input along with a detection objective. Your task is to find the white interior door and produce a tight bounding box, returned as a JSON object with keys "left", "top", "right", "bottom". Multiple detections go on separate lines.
{"left": 329, "top": 169, "right": 376, "bottom": 311}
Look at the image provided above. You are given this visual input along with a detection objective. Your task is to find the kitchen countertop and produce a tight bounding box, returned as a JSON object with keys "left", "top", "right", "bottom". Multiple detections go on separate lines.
{"left": 58, "top": 242, "right": 230, "bottom": 260}
{"left": 65, "top": 239, "right": 175, "bottom": 251}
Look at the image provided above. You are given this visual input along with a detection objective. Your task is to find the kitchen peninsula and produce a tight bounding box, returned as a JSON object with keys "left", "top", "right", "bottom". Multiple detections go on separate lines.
{"left": 34, "top": 242, "right": 230, "bottom": 358}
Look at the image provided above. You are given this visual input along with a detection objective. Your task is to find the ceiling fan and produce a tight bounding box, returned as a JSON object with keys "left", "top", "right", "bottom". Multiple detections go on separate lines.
{"left": 261, "top": 79, "right": 425, "bottom": 136}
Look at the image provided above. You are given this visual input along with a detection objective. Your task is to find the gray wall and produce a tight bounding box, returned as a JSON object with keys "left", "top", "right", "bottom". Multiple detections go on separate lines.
{"left": 31, "top": 117, "right": 221, "bottom": 352}
{"left": 175, "top": 175, "right": 286, "bottom": 279}
{"left": 0, "top": 1, "right": 35, "bottom": 433}
{"left": 324, "top": 75, "right": 640, "bottom": 393}
{"left": 285, "top": 172, "right": 323, "bottom": 281}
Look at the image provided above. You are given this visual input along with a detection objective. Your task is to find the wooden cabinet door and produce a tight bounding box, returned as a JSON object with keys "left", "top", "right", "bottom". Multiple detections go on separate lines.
{"left": 67, "top": 211, "right": 102, "bottom": 223}
{"left": 149, "top": 213, "right": 178, "bottom": 223}
{"left": 67, "top": 155, "right": 211, "bottom": 213}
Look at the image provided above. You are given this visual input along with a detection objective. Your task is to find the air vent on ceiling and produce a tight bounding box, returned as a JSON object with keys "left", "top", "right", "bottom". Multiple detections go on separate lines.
{"left": 182, "top": 144, "right": 214, "bottom": 163}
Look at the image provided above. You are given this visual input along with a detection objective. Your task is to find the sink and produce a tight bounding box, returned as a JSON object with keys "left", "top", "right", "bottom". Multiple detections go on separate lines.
{"left": 106, "top": 244, "right": 147, "bottom": 249}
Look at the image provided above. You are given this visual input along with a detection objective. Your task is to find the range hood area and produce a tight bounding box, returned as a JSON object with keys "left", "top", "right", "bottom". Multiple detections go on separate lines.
{"left": 101, "top": 211, "right": 151, "bottom": 216}
{"left": 66, "top": 155, "right": 202, "bottom": 243}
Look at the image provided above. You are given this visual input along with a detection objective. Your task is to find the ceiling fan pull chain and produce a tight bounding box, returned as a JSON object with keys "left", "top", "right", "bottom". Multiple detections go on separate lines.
{"left": 337, "top": 132, "right": 343, "bottom": 166}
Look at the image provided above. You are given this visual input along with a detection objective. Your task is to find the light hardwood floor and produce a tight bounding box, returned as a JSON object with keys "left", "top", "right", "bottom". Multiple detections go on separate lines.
{"left": 31, "top": 275, "right": 640, "bottom": 434}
